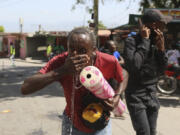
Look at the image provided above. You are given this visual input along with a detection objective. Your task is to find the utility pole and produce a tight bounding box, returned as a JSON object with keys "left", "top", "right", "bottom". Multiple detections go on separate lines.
{"left": 19, "top": 17, "right": 24, "bottom": 55}
{"left": 93, "top": 0, "right": 99, "bottom": 48}
{"left": 39, "top": 24, "right": 42, "bottom": 32}
{"left": 19, "top": 17, "right": 23, "bottom": 34}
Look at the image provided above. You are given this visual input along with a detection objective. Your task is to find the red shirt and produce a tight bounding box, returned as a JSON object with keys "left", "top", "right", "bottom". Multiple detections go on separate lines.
{"left": 39, "top": 51, "right": 123, "bottom": 133}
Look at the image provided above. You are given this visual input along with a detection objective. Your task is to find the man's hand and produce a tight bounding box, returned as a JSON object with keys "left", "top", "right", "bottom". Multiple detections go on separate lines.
{"left": 63, "top": 54, "right": 90, "bottom": 75}
{"left": 138, "top": 19, "right": 151, "bottom": 39}
{"left": 140, "top": 25, "right": 151, "bottom": 39}
{"left": 102, "top": 95, "right": 120, "bottom": 111}
{"left": 154, "top": 29, "right": 165, "bottom": 51}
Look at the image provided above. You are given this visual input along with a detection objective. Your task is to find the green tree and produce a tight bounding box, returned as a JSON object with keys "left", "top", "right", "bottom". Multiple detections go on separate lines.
{"left": 139, "top": 0, "right": 180, "bottom": 11}
{"left": 98, "top": 21, "right": 107, "bottom": 29}
{"left": 73, "top": 0, "right": 123, "bottom": 8}
{"left": 88, "top": 20, "right": 107, "bottom": 29}
{"left": 0, "top": 26, "right": 5, "bottom": 32}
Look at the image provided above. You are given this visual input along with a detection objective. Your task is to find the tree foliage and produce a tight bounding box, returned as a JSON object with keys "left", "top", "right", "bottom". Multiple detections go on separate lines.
{"left": 98, "top": 21, "right": 107, "bottom": 29}
{"left": 88, "top": 20, "right": 107, "bottom": 29}
{"left": 74, "top": 0, "right": 123, "bottom": 5}
{"left": 74, "top": 0, "right": 180, "bottom": 13}
{"left": 0, "top": 26, "right": 5, "bottom": 32}
{"left": 72, "top": 0, "right": 123, "bottom": 12}
{"left": 139, "top": 0, "right": 180, "bottom": 11}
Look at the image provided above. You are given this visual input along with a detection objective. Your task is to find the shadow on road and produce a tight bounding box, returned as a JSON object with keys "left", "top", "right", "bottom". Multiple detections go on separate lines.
{"left": 1, "top": 64, "right": 180, "bottom": 108}
{"left": 27, "top": 128, "right": 47, "bottom": 135}
{"left": 46, "top": 111, "right": 62, "bottom": 121}
{"left": 158, "top": 94, "right": 180, "bottom": 108}
{"left": 158, "top": 97, "right": 180, "bottom": 108}
{"left": 0, "top": 66, "right": 64, "bottom": 102}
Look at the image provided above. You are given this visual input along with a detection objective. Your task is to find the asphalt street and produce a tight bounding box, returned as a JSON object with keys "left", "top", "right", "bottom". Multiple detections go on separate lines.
{"left": 0, "top": 58, "right": 180, "bottom": 135}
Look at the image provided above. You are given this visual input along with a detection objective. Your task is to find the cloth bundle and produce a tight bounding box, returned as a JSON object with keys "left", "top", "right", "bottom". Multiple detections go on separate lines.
{"left": 80, "top": 66, "right": 125, "bottom": 116}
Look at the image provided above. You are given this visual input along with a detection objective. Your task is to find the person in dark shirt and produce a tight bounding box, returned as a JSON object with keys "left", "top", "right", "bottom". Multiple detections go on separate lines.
{"left": 123, "top": 9, "right": 172, "bottom": 135}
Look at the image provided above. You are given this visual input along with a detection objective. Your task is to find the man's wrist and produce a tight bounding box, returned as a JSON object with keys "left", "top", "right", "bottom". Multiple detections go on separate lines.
{"left": 114, "top": 90, "right": 122, "bottom": 97}
{"left": 114, "top": 93, "right": 121, "bottom": 96}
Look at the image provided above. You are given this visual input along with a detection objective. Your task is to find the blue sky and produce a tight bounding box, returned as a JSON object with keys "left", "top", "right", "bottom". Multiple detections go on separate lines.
{"left": 0, "top": 0, "right": 141, "bottom": 32}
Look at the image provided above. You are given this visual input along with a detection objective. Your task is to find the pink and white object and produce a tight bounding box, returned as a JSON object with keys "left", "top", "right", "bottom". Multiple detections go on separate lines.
{"left": 80, "top": 66, "right": 115, "bottom": 99}
{"left": 80, "top": 66, "right": 126, "bottom": 116}
{"left": 113, "top": 99, "right": 126, "bottom": 116}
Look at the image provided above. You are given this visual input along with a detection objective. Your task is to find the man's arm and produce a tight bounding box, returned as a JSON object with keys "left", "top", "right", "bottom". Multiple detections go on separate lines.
{"left": 124, "top": 37, "right": 151, "bottom": 71}
{"left": 21, "top": 54, "right": 90, "bottom": 95}
{"left": 21, "top": 65, "right": 67, "bottom": 95}
{"left": 103, "top": 70, "right": 129, "bottom": 111}
{"left": 115, "top": 68, "right": 129, "bottom": 95}
{"left": 119, "top": 56, "right": 125, "bottom": 65}
{"left": 103, "top": 61, "right": 128, "bottom": 111}
{"left": 154, "top": 29, "right": 168, "bottom": 74}
{"left": 155, "top": 50, "right": 168, "bottom": 74}
{"left": 124, "top": 23, "right": 151, "bottom": 71}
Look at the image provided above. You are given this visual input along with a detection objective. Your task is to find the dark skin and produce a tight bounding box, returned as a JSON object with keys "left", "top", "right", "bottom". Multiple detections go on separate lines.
{"left": 21, "top": 33, "right": 125, "bottom": 111}
{"left": 139, "top": 19, "right": 166, "bottom": 52}
{"left": 108, "top": 41, "right": 125, "bottom": 65}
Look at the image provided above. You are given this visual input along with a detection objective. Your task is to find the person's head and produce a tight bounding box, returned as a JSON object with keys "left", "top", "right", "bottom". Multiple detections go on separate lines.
{"left": 10, "top": 42, "right": 13, "bottom": 46}
{"left": 142, "top": 9, "right": 172, "bottom": 32}
{"left": 106, "top": 40, "right": 116, "bottom": 53}
{"left": 142, "top": 9, "right": 172, "bottom": 44}
{"left": 67, "top": 27, "right": 97, "bottom": 58}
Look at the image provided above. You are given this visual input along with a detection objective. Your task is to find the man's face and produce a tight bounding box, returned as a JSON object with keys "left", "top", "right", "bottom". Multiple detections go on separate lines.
{"left": 154, "top": 21, "right": 166, "bottom": 32}
{"left": 146, "top": 21, "right": 166, "bottom": 32}
{"left": 68, "top": 33, "right": 94, "bottom": 58}
{"left": 109, "top": 43, "right": 116, "bottom": 53}
{"left": 146, "top": 21, "right": 166, "bottom": 44}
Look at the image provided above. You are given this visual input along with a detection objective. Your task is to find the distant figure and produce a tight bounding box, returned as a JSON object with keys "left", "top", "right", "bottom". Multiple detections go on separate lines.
{"left": 10, "top": 42, "right": 15, "bottom": 66}
{"left": 99, "top": 43, "right": 111, "bottom": 54}
{"left": 105, "top": 40, "right": 128, "bottom": 109}
{"left": 46, "top": 44, "right": 53, "bottom": 61}
{"left": 106, "top": 40, "right": 125, "bottom": 65}
{"left": 166, "top": 41, "right": 180, "bottom": 65}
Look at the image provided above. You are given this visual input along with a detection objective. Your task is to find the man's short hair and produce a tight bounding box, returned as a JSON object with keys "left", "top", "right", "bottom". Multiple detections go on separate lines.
{"left": 68, "top": 27, "right": 96, "bottom": 48}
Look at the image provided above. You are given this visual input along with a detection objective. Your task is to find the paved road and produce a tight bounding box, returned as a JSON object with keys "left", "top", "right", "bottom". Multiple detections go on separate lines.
{"left": 0, "top": 58, "right": 180, "bottom": 135}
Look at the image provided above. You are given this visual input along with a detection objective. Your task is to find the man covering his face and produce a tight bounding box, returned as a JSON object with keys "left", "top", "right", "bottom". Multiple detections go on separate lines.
{"left": 124, "top": 9, "right": 172, "bottom": 135}
{"left": 21, "top": 27, "right": 127, "bottom": 135}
